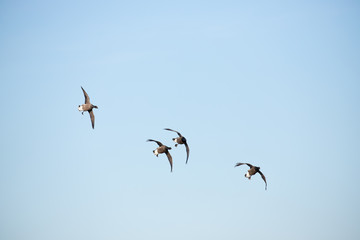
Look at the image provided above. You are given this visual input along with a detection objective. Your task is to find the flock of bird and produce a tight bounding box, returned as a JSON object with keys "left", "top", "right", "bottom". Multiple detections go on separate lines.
{"left": 147, "top": 127, "right": 189, "bottom": 173}
{"left": 77, "top": 87, "right": 267, "bottom": 190}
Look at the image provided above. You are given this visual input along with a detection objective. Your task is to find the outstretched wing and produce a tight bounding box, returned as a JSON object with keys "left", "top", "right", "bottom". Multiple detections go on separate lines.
{"left": 164, "top": 128, "right": 182, "bottom": 137}
{"left": 234, "top": 162, "right": 253, "bottom": 168}
{"left": 81, "top": 86, "right": 90, "bottom": 104}
{"left": 165, "top": 151, "right": 173, "bottom": 172}
{"left": 185, "top": 142, "right": 190, "bottom": 164}
{"left": 89, "top": 110, "right": 95, "bottom": 129}
{"left": 147, "top": 139, "right": 163, "bottom": 146}
{"left": 258, "top": 170, "right": 267, "bottom": 190}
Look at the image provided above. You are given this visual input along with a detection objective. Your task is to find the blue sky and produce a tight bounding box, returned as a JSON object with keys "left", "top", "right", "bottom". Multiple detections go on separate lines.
{"left": 0, "top": 1, "right": 359, "bottom": 239}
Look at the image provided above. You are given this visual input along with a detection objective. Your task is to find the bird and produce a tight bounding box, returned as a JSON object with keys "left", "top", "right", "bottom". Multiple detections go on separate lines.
{"left": 234, "top": 163, "right": 267, "bottom": 190}
{"left": 147, "top": 139, "right": 173, "bottom": 172}
{"left": 78, "top": 86, "right": 98, "bottom": 129}
{"left": 164, "top": 128, "right": 190, "bottom": 164}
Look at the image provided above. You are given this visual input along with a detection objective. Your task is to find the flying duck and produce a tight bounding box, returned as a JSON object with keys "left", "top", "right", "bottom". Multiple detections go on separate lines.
{"left": 234, "top": 163, "right": 267, "bottom": 190}
{"left": 164, "top": 128, "right": 190, "bottom": 164}
{"left": 78, "top": 86, "right": 98, "bottom": 129}
{"left": 147, "top": 139, "right": 173, "bottom": 172}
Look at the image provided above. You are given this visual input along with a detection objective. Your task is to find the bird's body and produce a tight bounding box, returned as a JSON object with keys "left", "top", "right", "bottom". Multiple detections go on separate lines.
{"left": 234, "top": 163, "right": 267, "bottom": 190}
{"left": 173, "top": 136, "right": 187, "bottom": 146}
{"left": 78, "top": 103, "right": 94, "bottom": 112}
{"left": 78, "top": 87, "right": 98, "bottom": 129}
{"left": 153, "top": 145, "right": 170, "bottom": 156}
{"left": 164, "top": 128, "right": 190, "bottom": 164}
{"left": 147, "top": 139, "right": 173, "bottom": 172}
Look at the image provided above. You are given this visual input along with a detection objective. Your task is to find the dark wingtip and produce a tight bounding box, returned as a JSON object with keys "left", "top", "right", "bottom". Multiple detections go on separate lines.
{"left": 234, "top": 162, "right": 243, "bottom": 168}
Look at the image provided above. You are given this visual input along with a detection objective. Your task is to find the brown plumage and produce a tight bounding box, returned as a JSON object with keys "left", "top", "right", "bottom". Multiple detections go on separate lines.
{"left": 164, "top": 128, "right": 190, "bottom": 164}
{"left": 234, "top": 163, "right": 267, "bottom": 190}
{"left": 147, "top": 139, "right": 173, "bottom": 172}
{"left": 78, "top": 87, "right": 98, "bottom": 129}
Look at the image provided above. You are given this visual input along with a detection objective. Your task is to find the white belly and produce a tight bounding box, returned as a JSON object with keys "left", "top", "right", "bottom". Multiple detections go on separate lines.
{"left": 245, "top": 172, "right": 251, "bottom": 179}
{"left": 154, "top": 149, "right": 159, "bottom": 155}
{"left": 78, "top": 105, "right": 84, "bottom": 111}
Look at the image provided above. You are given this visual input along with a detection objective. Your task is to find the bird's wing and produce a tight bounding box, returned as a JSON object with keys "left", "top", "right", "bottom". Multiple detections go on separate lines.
{"left": 147, "top": 139, "right": 163, "bottom": 146}
{"left": 165, "top": 151, "right": 173, "bottom": 172}
{"left": 89, "top": 110, "right": 95, "bottom": 129}
{"left": 185, "top": 142, "right": 190, "bottom": 164}
{"left": 258, "top": 170, "right": 267, "bottom": 190}
{"left": 81, "top": 86, "right": 90, "bottom": 104}
{"left": 164, "top": 128, "right": 182, "bottom": 137}
{"left": 234, "top": 162, "right": 253, "bottom": 168}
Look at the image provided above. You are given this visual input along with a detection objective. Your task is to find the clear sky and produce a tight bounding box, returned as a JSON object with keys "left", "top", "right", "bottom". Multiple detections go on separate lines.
{"left": 1, "top": 1, "right": 359, "bottom": 239}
